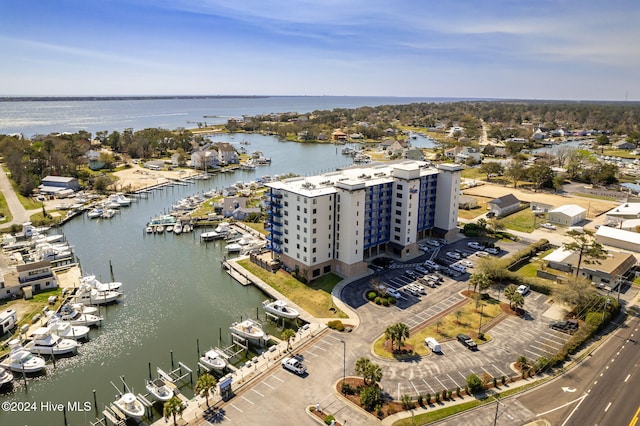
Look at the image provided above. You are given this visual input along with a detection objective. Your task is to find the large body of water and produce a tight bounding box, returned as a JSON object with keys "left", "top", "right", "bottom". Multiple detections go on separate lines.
{"left": 0, "top": 96, "right": 441, "bottom": 425}
{"left": 0, "top": 96, "right": 457, "bottom": 138}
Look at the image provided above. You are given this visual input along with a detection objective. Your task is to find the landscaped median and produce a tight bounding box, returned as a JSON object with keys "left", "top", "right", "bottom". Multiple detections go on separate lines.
{"left": 373, "top": 292, "right": 503, "bottom": 358}
{"left": 236, "top": 259, "right": 348, "bottom": 319}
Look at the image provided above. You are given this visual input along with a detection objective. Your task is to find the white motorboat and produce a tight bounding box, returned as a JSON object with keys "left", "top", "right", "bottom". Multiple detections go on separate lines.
{"left": 230, "top": 319, "right": 265, "bottom": 342}
{"left": 199, "top": 349, "right": 226, "bottom": 372}
{"left": 262, "top": 300, "right": 300, "bottom": 319}
{"left": 146, "top": 226, "right": 154, "bottom": 233}
{"left": 25, "top": 327, "right": 78, "bottom": 356}
{"left": 112, "top": 193, "right": 132, "bottom": 207}
{"left": 225, "top": 243, "right": 242, "bottom": 253}
{"left": 87, "top": 208, "right": 104, "bottom": 219}
{"left": 53, "top": 307, "right": 102, "bottom": 327}
{"left": 156, "top": 225, "right": 165, "bottom": 233}
{"left": 101, "top": 208, "right": 116, "bottom": 219}
{"left": 0, "top": 366, "right": 13, "bottom": 388}
{"left": 71, "top": 284, "right": 121, "bottom": 305}
{"left": 0, "top": 340, "right": 47, "bottom": 374}
{"left": 173, "top": 223, "right": 182, "bottom": 235}
{"left": 182, "top": 223, "right": 192, "bottom": 233}
{"left": 48, "top": 317, "right": 90, "bottom": 341}
{"left": 81, "top": 275, "right": 122, "bottom": 291}
{"left": 215, "top": 222, "right": 231, "bottom": 234}
{"left": 113, "top": 393, "right": 145, "bottom": 420}
{"left": 145, "top": 378, "right": 173, "bottom": 402}
{"left": 166, "top": 225, "right": 173, "bottom": 233}
{"left": 201, "top": 231, "right": 224, "bottom": 241}
{"left": 69, "top": 302, "right": 98, "bottom": 315}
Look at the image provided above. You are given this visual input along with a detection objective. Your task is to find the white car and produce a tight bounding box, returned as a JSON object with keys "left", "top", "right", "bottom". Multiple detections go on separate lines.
{"left": 426, "top": 240, "right": 441, "bottom": 247}
{"left": 460, "top": 260, "right": 475, "bottom": 268}
{"left": 424, "top": 260, "right": 440, "bottom": 271}
{"left": 282, "top": 357, "right": 307, "bottom": 375}
{"left": 516, "top": 285, "right": 530, "bottom": 295}
{"left": 485, "top": 247, "right": 499, "bottom": 255}
{"left": 386, "top": 287, "right": 401, "bottom": 298}
{"left": 475, "top": 251, "right": 489, "bottom": 257}
{"left": 467, "top": 242, "right": 484, "bottom": 250}
{"left": 541, "top": 223, "right": 557, "bottom": 230}
{"left": 446, "top": 252, "right": 461, "bottom": 260}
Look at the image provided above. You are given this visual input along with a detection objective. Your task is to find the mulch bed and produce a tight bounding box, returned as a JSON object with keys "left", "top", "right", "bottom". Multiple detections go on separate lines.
{"left": 332, "top": 377, "right": 404, "bottom": 420}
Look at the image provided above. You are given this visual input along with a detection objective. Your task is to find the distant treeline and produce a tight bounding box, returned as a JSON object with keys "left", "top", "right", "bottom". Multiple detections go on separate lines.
{"left": 0, "top": 95, "right": 270, "bottom": 102}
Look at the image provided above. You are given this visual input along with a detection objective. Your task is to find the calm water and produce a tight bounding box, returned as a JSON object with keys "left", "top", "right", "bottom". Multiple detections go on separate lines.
{"left": 0, "top": 96, "right": 453, "bottom": 138}
{"left": 0, "top": 134, "right": 353, "bottom": 425}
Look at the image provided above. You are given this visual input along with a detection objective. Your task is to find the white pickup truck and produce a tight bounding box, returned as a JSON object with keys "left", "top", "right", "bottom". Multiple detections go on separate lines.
{"left": 281, "top": 357, "right": 307, "bottom": 375}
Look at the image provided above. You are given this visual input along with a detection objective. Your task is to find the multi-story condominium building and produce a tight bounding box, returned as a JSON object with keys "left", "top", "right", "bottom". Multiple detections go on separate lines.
{"left": 265, "top": 161, "right": 461, "bottom": 281}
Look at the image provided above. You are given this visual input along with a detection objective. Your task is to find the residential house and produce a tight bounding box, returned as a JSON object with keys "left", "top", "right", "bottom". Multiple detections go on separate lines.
{"left": 221, "top": 197, "right": 261, "bottom": 220}
{"left": 171, "top": 152, "right": 185, "bottom": 167}
{"left": 0, "top": 260, "right": 57, "bottom": 300}
{"left": 547, "top": 204, "right": 587, "bottom": 226}
{"left": 447, "top": 126, "right": 464, "bottom": 137}
{"left": 531, "top": 202, "right": 554, "bottom": 213}
{"left": 444, "top": 146, "right": 482, "bottom": 164}
{"left": 191, "top": 149, "right": 218, "bottom": 170}
{"left": 222, "top": 186, "right": 239, "bottom": 197}
{"left": 487, "top": 194, "right": 521, "bottom": 217}
{"left": 386, "top": 140, "right": 408, "bottom": 156}
{"left": 533, "top": 127, "right": 549, "bottom": 140}
{"left": 613, "top": 140, "right": 636, "bottom": 150}
{"left": 331, "top": 130, "right": 348, "bottom": 142}
{"left": 459, "top": 195, "right": 479, "bottom": 210}
{"left": 215, "top": 143, "right": 239, "bottom": 165}
{"left": 86, "top": 150, "right": 104, "bottom": 171}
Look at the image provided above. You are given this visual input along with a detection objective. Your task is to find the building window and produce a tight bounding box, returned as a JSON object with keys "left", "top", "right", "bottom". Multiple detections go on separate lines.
{"left": 313, "top": 228, "right": 317, "bottom": 234}
{"left": 297, "top": 205, "right": 300, "bottom": 211}
{"left": 396, "top": 202, "right": 402, "bottom": 207}
{"left": 284, "top": 238, "right": 289, "bottom": 243}
{"left": 395, "top": 227, "right": 401, "bottom": 232}
{"left": 284, "top": 201, "right": 289, "bottom": 207}
{"left": 312, "top": 218, "right": 317, "bottom": 224}
{"left": 312, "top": 238, "right": 316, "bottom": 243}
{"left": 395, "top": 218, "right": 401, "bottom": 224}
{"left": 313, "top": 208, "right": 317, "bottom": 214}
{"left": 304, "top": 208, "right": 307, "bottom": 213}
{"left": 396, "top": 210, "right": 401, "bottom": 215}
{"left": 312, "top": 247, "right": 316, "bottom": 253}
{"left": 397, "top": 184, "right": 403, "bottom": 190}
{"left": 397, "top": 193, "right": 402, "bottom": 198}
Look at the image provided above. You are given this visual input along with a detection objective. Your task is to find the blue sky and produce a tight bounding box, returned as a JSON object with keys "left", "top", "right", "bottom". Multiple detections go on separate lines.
{"left": 1, "top": 0, "right": 638, "bottom": 100}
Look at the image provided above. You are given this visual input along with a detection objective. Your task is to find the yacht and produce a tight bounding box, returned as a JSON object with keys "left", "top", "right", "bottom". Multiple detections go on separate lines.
{"left": 145, "top": 378, "right": 173, "bottom": 402}
{"left": 0, "top": 366, "right": 13, "bottom": 388}
{"left": 48, "top": 317, "right": 90, "bottom": 341}
{"left": 71, "top": 284, "right": 121, "bottom": 305}
{"left": 173, "top": 222, "right": 183, "bottom": 235}
{"left": 262, "top": 300, "right": 300, "bottom": 319}
{"left": 113, "top": 393, "right": 145, "bottom": 421}
{"left": 52, "top": 306, "right": 102, "bottom": 327}
{"left": 25, "top": 327, "right": 78, "bottom": 356}
{"left": 112, "top": 193, "right": 132, "bottom": 207}
{"left": 0, "top": 340, "right": 47, "bottom": 374}
{"left": 101, "top": 208, "right": 116, "bottom": 219}
{"left": 225, "top": 242, "right": 242, "bottom": 253}
{"left": 199, "top": 349, "right": 226, "bottom": 372}
{"left": 230, "top": 319, "right": 265, "bottom": 342}
{"left": 87, "top": 208, "right": 104, "bottom": 219}
{"left": 201, "top": 231, "right": 224, "bottom": 241}
{"left": 81, "top": 275, "right": 122, "bottom": 291}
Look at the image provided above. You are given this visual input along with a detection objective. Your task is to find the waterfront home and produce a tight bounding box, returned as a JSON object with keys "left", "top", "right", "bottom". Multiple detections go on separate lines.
{"left": 613, "top": 140, "right": 636, "bottom": 150}
{"left": 1, "top": 260, "right": 57, "bottom": 300}
{"left": 331, "top": 130, "right": 347, "bottom": 142}
{"left": 38, "top": 176, "right": 80, "bottom": 196}
{"left": 190, "top": 149, "right": 218, "bottom": 170}
{"left": 215, "top": 142, "right": 239, "bottom": 165}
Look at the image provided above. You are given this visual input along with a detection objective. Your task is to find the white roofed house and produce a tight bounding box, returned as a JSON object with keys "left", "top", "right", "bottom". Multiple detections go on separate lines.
{"left": 605, "top": 203, "right": 640, "bottom": 225}
{"left": 547, "top": 204, "right": 587, "bottom": 226}
{"left": 190, "top": 149, "right": 218, "bottom": 170}
{"left": 542, "top": 247, "right": 636, "bottom": 287}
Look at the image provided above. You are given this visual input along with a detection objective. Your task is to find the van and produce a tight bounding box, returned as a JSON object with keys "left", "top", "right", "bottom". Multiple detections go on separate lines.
{"left": 425, "top": 337, "right": 441, "bottom": 353}
{"left": 450, "top": 263, "right": 467, "bottom": 274}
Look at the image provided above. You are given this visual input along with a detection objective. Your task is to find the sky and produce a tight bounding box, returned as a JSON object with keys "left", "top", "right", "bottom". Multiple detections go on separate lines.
{"left": 1, "top": 0, "right": 639, "bottom": 100}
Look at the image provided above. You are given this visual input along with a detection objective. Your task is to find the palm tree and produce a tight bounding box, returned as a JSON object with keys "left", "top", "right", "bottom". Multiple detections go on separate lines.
{"left": 355, "top": 357, "right": 383, "bottom": 386}
{"left": 195, "top": 373, "right": 217, "bottom": 408}
{"left": 384, "top": 325, "right": 397, "bottom": 350}
{"left": 504, "top": 284, "right": 517, "bottom": 309}
{"left": 163, "top": 396, "right": 185, "bottom": 426}
{"left": 281, "top": 328, "right": 296, "bottom": 352}
{"left": 393, "top": 323, "right": 410, "bottom": 352}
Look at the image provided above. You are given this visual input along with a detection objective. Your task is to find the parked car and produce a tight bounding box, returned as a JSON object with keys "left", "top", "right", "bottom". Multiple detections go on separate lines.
{"left": 282, "top": 357, "right": 307, "bottom": 375}
{"left": 460, "top": 260, "right": 475, "bottom": 268}
{"left": 467, "top": 241, "right": 485, "bottom": 250}
{"left": 386, "top": 287, "right": 401, "bottom": 298}
{"left": 541, "top": 223, "right": 557, "bottom": 230}
{"left": 426, "top": 240, "right": 441, "bottom": 247}
{"left": 549, "top": 319, "right": 579, "bottom": 334}
{"left": 405, "top": 270, "right": 417, "bottom": 279}
{"left": 424, "top": 260, "right": 440, "bottom": 271}
{"left": 415, "top": 266, "right": 429, "bottom": 275}
{"left": 456, "top": 334, "right": 478, "bottom": 350}
{"left": 516, "top": 285, "right": 530, "bottom": 295}
{"left": 475, "top": 251, "right": 489, "bottom": 257}
{"left": 485, "top": 247, "right": 500, "bottom": 255}
{"left": 446, "top": 251, "right": 461, "bottom": 260}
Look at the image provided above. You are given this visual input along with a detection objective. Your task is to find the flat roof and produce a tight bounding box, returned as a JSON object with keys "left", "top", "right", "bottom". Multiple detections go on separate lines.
{"left": 607, "top": 203, "right": 640, "bottom": 217}
{"left": 266, "top": 160, "right": 438, "bottom": 197}
{"left": 596, "top": 226, "right": 640, "bottom": 247}
{"left": 549, "top": 204, "right": 586, "bottom": 217}
{"left": 42, "top": 176, "right": 76, "bottom": 183}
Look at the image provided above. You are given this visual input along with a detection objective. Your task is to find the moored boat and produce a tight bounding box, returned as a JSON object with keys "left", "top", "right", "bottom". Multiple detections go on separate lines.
{"left": 199, "top": 349, "right": 226, "bottom": 372}
{"left": 25, "top": 327, "right": 78, "bottom": 356}
{"left": 48, "top": 317, "right": 90, "bottom": 341}
{"left": 87, "top": 208, "right": 104, "bottom": 219}
{"left": 262, "top": 299, "right": 300, "bottom": 319}
{"left": 145, "top": 378, "right": 173, "bottom": 402}
{"left": 0, "top": 340, "right": 47, "bottom": 374}
{"left": 0, "top": 366, "right": 13, "bottom": 388}
{"left": 230, "top": 319, "right": 265, "bottom": 342}
{"left": 113, "top": 393, "right": 145, "bottom": 420}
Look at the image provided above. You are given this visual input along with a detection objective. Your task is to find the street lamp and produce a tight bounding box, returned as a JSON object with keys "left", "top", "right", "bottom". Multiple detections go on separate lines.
{"left": 602, "top": 298, "right": 611, "bottom": 323}
{"left": 340, "top": 340, "right": 346, "bottom": 392}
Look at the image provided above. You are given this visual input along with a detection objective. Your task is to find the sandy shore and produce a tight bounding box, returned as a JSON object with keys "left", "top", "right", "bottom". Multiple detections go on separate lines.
{"left": 109, "top": 164, "right": 201, "bottom": 192}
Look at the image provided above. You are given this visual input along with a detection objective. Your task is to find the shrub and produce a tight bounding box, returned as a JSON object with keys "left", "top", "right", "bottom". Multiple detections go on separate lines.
{"left": 493, "top": 377, "right": 498, "bottom": 388}
{"left": 375, "top": 297, "right": 382, "bottom": 305}
{"left": 466, "top": 374, "right": 484, "bottom": 394}
{"left": 341, "top": 382, "right": 355, "bottom": 395}
{"left": 456, "top": 386, "right": 461, "bottom": 398}
{"left": 389, "top": 297, "right": 397, "bottom": 305}
{"left": 367, "top": 291, "right": 377, "bottom": 301}
{"left": 435, "top": 392, "right": 440, "bottom": 402}
{"left": 382, "top": 298, "right": 390, "bottom": 307}
{"left": 442, "top": 389, "right": 448, "bottom": 400}
{"left": 417, "top": 394, "right": 423, "bottom": 406}
{"left": 501, "top": 376, "right": 506, "bottom": 385}
{"left": 426, "top": 392, "right": 431, "bottom": 404}
{"left": 324, "top": 414, "right": 335, "bottom": 425}
{"left": 401, "top": 394, "right": 414, "bottom": 410}
{"left": 327, "top": 320, "right": 345, "bottom": 331}
{"left": 360, "top": 386, "right": 381, "bottom": 411}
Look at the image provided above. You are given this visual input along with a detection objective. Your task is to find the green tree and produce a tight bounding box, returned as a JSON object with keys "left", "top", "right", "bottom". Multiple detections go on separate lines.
{"left": 281, "top": 328, "right": 296, "bottom": 352}
{"left": 163, "top": 396, "right": 185, "bottom": 426}
{"left": 360, "top": 385, "right": 381, "bottom": 411}
{"left": 479, "top": 162, "right": 504, "bottom": 182}
{"left": 195, "top": 373, "right": 217, "bottom": 408}
{"left": 563, "top": 230, "right": 607, "bottom": 277}
{"left": 527, "top": 163, "right": 555, "bottom": 191}
{"left": 511, "top": 292, "right": 525, "bottom": 311}
{"left": 466, "top": 373, "right": 484, "bottom": 394}
{"left": 392, "top": 323, "right": 410, "bottom": 351}
{"left": 553, "top": 277, "right": 598, "bottom": 316}
{"left": 355, "top": 357, "right": 382, "bottom": 386}
{"left": 504, "top": 159, "right": 526, "bottom": 188}
{"left": 504, "top": 284, "right": 517, "bottom": 308}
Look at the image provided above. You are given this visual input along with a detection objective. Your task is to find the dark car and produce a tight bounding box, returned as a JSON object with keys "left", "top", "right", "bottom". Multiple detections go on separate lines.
{"left": 549, "top": 319, "right": 579, "bottom": 334}
{"left": 372, "top": 257, "right": 394, "bottom": 269}
{"left": 456, "top": 334, "right": 478, "bottom": 350}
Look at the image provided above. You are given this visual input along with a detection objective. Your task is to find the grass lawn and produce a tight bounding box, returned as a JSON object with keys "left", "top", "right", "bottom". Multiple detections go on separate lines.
{"left": 374, "top": 294, "right": 503, "bottom": 358}
{"left": 242, "top": 221, "right": 267, "bottom": 236}
{"left": 457, "top": 196, "right": 492, "bottom": 220}
{"left": 499, "top": 209, "right": 538, "bottom": 233}
{"left": 514, "top": 248, "right": 555, "bottom": 278}
{"left": 601, "top": 150, "right": 638, "bottom": 159}
{"left": 236, "top": 259, "right": 347, "bottom": 319}
{"left": 0, "top": 191, "right": 11, "bottom": 224}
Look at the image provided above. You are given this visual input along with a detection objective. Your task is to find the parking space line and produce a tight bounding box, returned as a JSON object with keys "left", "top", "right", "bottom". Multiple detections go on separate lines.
{"left": 409, "top": 380, "right": 420, "bottom": 396}
{"left": 324, "top": 335, "right": 342, "bottom": 343}
{"left": 312, "top": 345, "right": 327, "bottom": 352}
{"left": 434, "top": 376, "right": 447, "bottom": 390}
{"left": 491, "top": 364, "right": 508, "bottom": 378}
{"left": 447, "top": 373, "right": 461, "bottom": 388}
{"left": 535, "top": 340, "right": 562, "bottom": 351}
{"left": 241, "top": 395, "right": 254, "bottom": 405}
{"left": 458, "top": 371, "right": 468, "bottom": 382}
{"left": 260, "top": 381, "right": 275, "bottom": 389}
{"left": 251, "top": 388, "right": 264, "bottom": 397}
{"left": 422, "top": 378, "right": 435, "bottom": 394}
{"left": 525, "top": 348, "right": 544, "bottom": 358}
{"left": 230, "top": 403, "right": 243, "bottom": 413}
{"left": 529, "top": 344, "right": 555, "bottom": 355}
{"left": 305, "top": 349, "right": 319, "bottom": 358}
{"left": 269, "top": 374, "right": 285, "bottom": 383}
